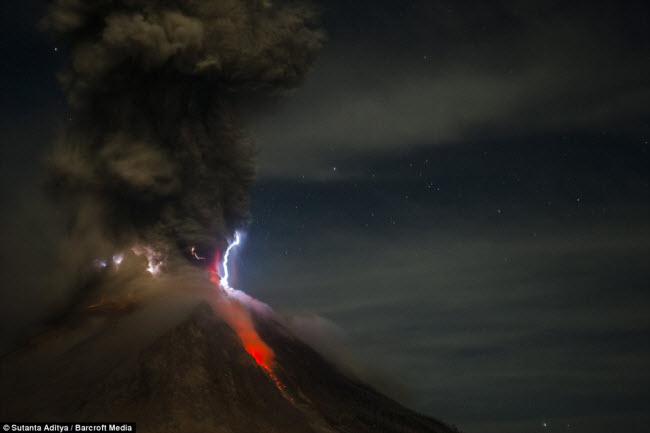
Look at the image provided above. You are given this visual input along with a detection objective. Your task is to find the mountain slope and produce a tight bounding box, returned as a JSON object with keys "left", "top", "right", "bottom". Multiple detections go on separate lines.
{"left": 1, "top": 301, "right": 458, "bottom": 433}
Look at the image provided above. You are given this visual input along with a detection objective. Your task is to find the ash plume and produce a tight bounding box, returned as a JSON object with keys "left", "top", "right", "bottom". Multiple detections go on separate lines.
{"left": 40, "top": 0, "right": 324, "bottom": 298}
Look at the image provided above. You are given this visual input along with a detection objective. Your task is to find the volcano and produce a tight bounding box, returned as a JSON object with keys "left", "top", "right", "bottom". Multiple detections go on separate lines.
{"left": 1, "top": 294, "right": 459, "bottom": 433}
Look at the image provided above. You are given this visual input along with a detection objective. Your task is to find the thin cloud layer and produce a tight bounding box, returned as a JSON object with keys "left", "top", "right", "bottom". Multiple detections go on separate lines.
{"left": 250, "top": 0, "right": 649, "bottom": 178}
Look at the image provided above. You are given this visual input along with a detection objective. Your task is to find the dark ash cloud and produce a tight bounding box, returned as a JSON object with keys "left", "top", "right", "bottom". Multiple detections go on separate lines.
{"left": 40, "top": 0, "right": 324, "bottom": 300}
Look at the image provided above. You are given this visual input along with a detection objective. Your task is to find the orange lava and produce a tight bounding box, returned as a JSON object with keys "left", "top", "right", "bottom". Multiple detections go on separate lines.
{"left": 216, "top": 295, "right": 275, "bottom": 371}
{"left": 207, "top": 256, "right": 274, "bottom": 370}
{"left": 207, "top": 254, "right": 291, "bottom": 397}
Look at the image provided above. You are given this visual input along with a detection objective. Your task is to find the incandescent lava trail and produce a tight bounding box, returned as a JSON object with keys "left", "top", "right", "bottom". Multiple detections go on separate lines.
{"left": 206, "top": 232, "right": 290, "bottom": 397}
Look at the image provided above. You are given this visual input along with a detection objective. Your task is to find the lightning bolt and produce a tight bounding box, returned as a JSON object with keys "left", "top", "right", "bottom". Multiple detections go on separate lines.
{"left": 220, "top": 231, "right": 241, "bottom": 289}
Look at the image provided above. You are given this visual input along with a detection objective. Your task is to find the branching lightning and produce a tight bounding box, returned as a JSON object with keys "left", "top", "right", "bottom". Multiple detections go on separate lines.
{"left": 220, "top": 231, "right": 241, "bottom": 289}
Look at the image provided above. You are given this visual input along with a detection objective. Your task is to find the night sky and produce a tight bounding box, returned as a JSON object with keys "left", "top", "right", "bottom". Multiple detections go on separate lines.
{"left": 1, "top": 1, "right": 649, "bottom": 433}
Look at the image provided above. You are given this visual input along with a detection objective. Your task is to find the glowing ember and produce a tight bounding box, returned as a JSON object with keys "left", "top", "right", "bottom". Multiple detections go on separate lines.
{"left": 190, "top": 246, "right": 205, "bottom": 261}
{"left": 86, "top": 297, "right": 105, "bottom": 309}
{"left": 85, "top": 292, "right": 134, "bottom": 312}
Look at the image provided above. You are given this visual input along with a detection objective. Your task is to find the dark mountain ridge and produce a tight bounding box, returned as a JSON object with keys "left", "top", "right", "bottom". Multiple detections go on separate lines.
{"left": 1, "top": 299, "right": 459, "bottom": 433}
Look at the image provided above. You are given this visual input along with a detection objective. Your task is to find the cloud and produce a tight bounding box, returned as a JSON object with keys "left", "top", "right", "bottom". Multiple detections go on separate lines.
{"left": 249, "top": 1, "right": 649, "bottom": 179}
{"left": 240, "top": 197, "right": 650, "bottom": 426}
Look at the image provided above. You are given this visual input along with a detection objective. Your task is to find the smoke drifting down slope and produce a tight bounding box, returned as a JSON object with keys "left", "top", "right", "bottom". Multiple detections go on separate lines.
{"left": 41, "top": 0, "right": 324, "bottom": 299}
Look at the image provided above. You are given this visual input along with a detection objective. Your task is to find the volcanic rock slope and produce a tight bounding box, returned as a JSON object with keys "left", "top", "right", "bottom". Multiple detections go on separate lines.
{"left": 1, "top": 303, "right": 459, "bottom": 433}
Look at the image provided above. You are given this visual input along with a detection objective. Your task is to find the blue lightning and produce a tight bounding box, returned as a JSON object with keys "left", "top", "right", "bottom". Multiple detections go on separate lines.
{"left": 220, "top": 231, "right": 241, "bottom": 289}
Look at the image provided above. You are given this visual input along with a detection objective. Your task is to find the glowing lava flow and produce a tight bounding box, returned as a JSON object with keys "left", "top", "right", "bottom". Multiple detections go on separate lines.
{"left": 207, "top": 232, "right": 290, "bottom": 398}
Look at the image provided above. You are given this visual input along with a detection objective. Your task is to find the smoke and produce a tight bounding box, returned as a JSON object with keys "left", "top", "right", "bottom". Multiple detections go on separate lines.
{"left": 282, "top": 313, "right": 412, "bottom": 404}
{"left": 40, "top": 0, "right": 324, "bottom": 300}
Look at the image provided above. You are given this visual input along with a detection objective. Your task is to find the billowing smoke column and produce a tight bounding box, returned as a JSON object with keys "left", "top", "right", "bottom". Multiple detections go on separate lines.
{"left": 41, "top": 0, "right": 324, "bottom": 297}
{"left": 41, "top": 1, "right": 323, "bottom": 390}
